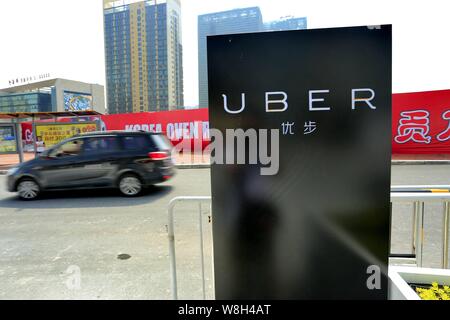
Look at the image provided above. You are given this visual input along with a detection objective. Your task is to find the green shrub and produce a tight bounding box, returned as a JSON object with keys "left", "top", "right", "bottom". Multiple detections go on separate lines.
{"left": 416, "top": 282, "right": 450, "bottom": 300}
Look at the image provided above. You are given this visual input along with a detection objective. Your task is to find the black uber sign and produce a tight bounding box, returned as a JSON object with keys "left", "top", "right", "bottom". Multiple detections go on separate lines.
{"left": 208, "top": 25, "right": 392, "bottom": 299}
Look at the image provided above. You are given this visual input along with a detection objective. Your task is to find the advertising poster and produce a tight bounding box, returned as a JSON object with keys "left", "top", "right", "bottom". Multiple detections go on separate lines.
{"left": 0, "top": 125, "right": 17, "bottom": 154}
{"left": 34, "top": 122, "right": 99, "bottom": 150}
{"left": 392, "top": 89, "right": 450, "bottom": 154}
{"left": 64, "top": 91, "right": 93, "bottom": 111}
{"left": 100, "top": 109, "right": 210, "bottom": 149}
{"left": 208, "top": 26, "right": 392, "bottom": 299}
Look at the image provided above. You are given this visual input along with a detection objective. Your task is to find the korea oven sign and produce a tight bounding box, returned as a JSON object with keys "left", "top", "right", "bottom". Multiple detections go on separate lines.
{"left": 208, "top": 25, "right": 392, "bottom": 299}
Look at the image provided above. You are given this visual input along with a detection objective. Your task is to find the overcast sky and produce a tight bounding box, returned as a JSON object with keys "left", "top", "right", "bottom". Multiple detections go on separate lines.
{"left": 0, "top": 0, "right": 449, "bottom": 107}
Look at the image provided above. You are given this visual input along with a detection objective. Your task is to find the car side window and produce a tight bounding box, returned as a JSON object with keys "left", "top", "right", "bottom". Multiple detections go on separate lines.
{"left": 49, "top": 139, "right": 84, "bottom": 158}
{"left": 122, "top": 135, "right": 151, "bottom": 151}
{"left": 83, "top": 137, "right": 120, "bottom": 154}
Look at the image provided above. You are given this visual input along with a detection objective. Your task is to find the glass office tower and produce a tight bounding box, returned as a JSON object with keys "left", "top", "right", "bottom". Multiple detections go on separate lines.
{"left": 198, "top": 7, "right": 307, "bottom": 108}
{"left": 0, "top": 92, "right": 52, "bottom": 113}
{"left": 265, "top": 16, "right": 307, "bottom": 31}
{"left": 197, "top": 7, "right": 263, "bottom": 109}
{"left": 104, "top": 0, "right": 183, "bottom": 114}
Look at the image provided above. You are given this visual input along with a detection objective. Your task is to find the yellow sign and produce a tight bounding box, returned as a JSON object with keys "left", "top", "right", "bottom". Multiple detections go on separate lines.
{"left": 0, "top": 125, "right": 17, "bottom": 153}
{"left": 35, "top": 122, "right": 98, "bottom": 149}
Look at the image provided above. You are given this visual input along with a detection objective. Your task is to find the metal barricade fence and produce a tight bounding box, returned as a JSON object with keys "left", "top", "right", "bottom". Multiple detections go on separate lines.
{"left": 167, "top": 189, "right": 450, "bottom": 300}
{"left": 391, "top": 186, "right": 450, "bottom": 269}
{"left": 167, "top": 196, "right": 212, "bottom": 300}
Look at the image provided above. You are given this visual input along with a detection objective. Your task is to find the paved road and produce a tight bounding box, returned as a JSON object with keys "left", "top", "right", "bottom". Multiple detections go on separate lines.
{"left": 0, "top": 165, "right": 449, "bottom": 299}
{"left": 0, "top": 169, "right": 212, "bottom": 300}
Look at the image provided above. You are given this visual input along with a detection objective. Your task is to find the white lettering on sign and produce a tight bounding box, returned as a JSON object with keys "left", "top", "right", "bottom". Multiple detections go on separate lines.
{"left": 202, "top": 122, "right": 210, "bottom": 139}
{"left": 265, "top": 91, "right": 288, "bottom": 112}
{"left": 222, "top": 88, "right": 377, "bottom": 114}
{"left": 122, "top": 121, "right": 209, "bottom": 141}
{"left": 352, "top": 88, "right": 376, "bottom": 110}
{"left": 222, "top": 93, "right": 246, "bottom": 114}
{"left": 309, "top": 90, "right": 331, "bottom": 111}
{"left": 166, "top": 123, "right": 175, "bottom": 139}
{"left": 25, "top": 129, "right": 33, "bottom": 142}
{"left": 124, "top": 124, "right": 162, "bottom": 133}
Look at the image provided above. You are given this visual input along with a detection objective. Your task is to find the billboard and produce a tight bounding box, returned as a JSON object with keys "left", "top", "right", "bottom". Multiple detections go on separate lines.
{"left": 0, "top": 125, "right": 17, "bottom": 154}
{"left": 20, "top": 94, "right": 450, "bottom": 156}
{"left": 392, "top": 89, "right": 450, "bottom": 154}
{"left": 20, "top": 109, "right": 209, "bottom": 151}
{"left": 34, "top": 122, "right": 99, "bottom": 150}
{"left": 100, "top": 109, "right": 210, "bottom": 149}
{"left": 64, "top": 91, "right": 93, "bottom": 111}
{"left": 208, "top": 26, "right": 392, "bottom": 299}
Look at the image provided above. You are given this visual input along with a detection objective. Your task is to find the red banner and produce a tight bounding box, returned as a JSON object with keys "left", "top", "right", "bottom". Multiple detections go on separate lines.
{"left": 100, "top": 108, "right": 210, "bottom": 149}
{"left": 392, "top": 89, "right": 450, "bottom": 154}
{"left": 20, "top": 109, "right": 210, "bottom": 151}
{"left": 19, "top": 90, "right": 450, "bottom": 155}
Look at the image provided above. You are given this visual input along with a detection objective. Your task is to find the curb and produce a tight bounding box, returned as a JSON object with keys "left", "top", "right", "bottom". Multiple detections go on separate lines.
{"left": 175, "top": 163, "right": 211, "bottom": 169}
{"left": 1, "top": 161, "right": 449, "bottom": 175}
{"left": 391, "top": 160, "right": 450, "bottom": 165}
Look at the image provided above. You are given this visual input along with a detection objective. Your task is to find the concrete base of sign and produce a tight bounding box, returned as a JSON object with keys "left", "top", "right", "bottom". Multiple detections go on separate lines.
{"left": 389, "top": 266, "right": 450, "bottom": 300}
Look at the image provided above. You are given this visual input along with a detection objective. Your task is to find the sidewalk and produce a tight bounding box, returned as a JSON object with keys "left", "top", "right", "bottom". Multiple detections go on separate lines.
{"left": 0, "top": 153, "right": 35, "bottom": 170}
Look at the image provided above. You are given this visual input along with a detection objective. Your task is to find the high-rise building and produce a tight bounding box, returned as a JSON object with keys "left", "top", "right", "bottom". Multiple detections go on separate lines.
{"left": 103, "top": 0, "right": 183, "bottom": 114}
{"left": 197, "top": 7, "right": 307, "bottom": 108}
{"left": 197, "top": 7, "right": 263, "bottom": 109}
{"left": 264, "top": 16, "right": 307, "bottom": 31}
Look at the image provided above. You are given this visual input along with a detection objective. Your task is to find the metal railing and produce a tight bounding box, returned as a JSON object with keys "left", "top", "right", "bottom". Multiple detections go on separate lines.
{"left": 391, "top": 186, "right": 450, "bottom": 269}
{"left": 167, "top": 196, "right": 212, "bottom": 300}
{"left": 168, "top": 189, "right": 450, "bottom": 299}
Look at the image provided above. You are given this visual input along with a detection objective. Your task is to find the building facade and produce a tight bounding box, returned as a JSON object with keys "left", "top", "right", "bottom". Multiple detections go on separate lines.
{"left": 103, "top": 0, "right": 183, "bottom": 114}
{"left": 198, "top": 7, "right": 307, "bottom": 108}
{"left": 197, "top": 7, "right": 263, "bottom": 109}
{"left": 264, "top": 16, "right": 307, "bottom": 31}
{"left": 0, "top": 78, "right": 105, "bottom": 113}
{"left": 0, "top": 92, "right": 52, "bottom": 113}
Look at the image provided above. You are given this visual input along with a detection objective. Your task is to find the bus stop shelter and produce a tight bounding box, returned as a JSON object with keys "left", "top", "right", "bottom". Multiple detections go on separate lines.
{"left": 0, "top": 111, "right": 103, "bottom": 164}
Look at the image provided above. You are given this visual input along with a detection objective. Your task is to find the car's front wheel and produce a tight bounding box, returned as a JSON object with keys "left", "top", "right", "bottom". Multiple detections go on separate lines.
{"left": 118, "top": 174, "right": 142, "bottom": 197}
{"left": 17, "top": 178, "right": 40, "bottom": 200}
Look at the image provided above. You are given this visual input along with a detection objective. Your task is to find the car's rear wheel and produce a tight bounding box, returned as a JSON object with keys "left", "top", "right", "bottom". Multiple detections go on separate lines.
{"left": 118, "top": 174, "right": 142, "bottom": 197}
{"left": 17, "top": 178, "right": 40, "bottom": 200}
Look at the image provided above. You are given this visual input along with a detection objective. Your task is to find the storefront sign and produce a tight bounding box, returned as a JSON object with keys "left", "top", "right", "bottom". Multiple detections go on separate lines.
{"left": 392, "top": 89, "right": 450, "bottom": 154}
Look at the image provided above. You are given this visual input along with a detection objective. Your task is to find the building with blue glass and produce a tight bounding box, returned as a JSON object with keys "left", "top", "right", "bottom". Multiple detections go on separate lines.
{"left": 0, "top": 78, "right": 105, "bottom": 113}
{"left": 265, "top": 16, "right": 307, "bottom": 31}
{"left": 198, "top": 7, "right": 307, "bottom": 108}
{"left": 198, "top": 7, "right": 263, "bottom": 109}
{"left": 0, "top": 92, "right": 52, "bottom": 113}
{"left": 103, "top": 0, "right": 183, "bottom": 114}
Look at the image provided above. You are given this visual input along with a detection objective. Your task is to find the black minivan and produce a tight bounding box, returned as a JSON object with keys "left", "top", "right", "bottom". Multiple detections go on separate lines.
{"left": 6, "top": 131, "right": 175, "bottom": 200}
